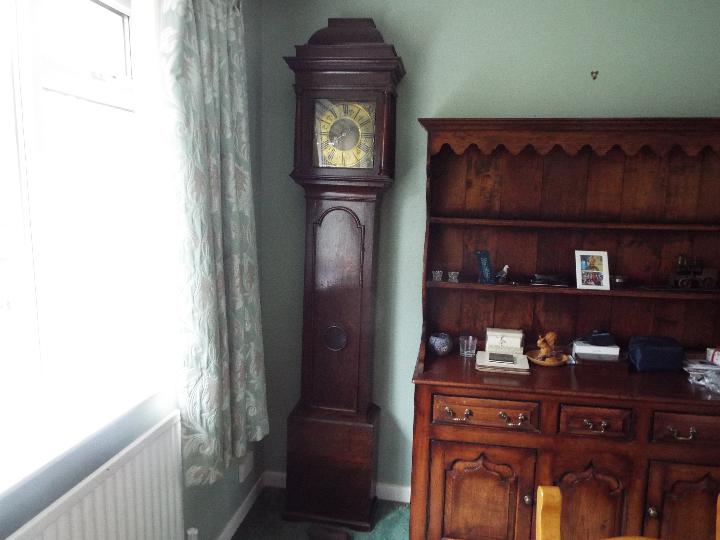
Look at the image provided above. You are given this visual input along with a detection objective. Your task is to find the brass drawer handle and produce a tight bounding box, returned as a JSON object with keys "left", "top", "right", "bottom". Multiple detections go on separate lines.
{"left": 666, "top": 425, "right": 697, "bottom": 441}
{"left": 583, "top": 418, "right": 610, "bottom": 433}
{"left": 498, "top": 411, "right": 528, "bottom": 428}
{"left": 444, "top": 406, "right": 473, "bottom": 423}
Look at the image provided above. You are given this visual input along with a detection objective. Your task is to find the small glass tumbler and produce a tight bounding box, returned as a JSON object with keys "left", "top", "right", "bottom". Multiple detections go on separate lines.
{"left": 458, "top": 335, "right": 478, "bottom": 358}
{"left": 431, "top": 270, "right": 444, "bottom": 281}
{"left": 447, "top": 271, "right": 460, "bottom": 283}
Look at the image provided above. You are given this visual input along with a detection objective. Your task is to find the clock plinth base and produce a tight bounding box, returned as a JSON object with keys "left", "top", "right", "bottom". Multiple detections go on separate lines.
{"left": 284, "top": 403, "right": 379, "bottom": 531}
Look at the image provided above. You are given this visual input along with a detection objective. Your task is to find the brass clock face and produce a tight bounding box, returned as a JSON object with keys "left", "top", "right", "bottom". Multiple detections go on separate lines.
{"left": 313, "top": 99, "right": 375, "bottom": 168}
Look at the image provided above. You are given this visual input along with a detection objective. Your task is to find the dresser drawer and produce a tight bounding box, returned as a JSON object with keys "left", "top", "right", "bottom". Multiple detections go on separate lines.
{"left": 652, "top": 412, "right": 720, "bottom": 444}
{"left": 559, "top": 404, "right": 632, "bottom": 439}
{"left": 432, "top": 395, "right": 539, "bottom": 432}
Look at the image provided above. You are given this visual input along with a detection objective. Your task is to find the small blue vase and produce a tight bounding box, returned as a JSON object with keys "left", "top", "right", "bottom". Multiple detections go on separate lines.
{"left": 429, "top": 332, "right": 452, "bottom": 356}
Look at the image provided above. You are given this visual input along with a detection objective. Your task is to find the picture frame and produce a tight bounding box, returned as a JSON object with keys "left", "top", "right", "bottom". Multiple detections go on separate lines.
{"left": 575, "top": 250, "right": 610, "bottom": 290}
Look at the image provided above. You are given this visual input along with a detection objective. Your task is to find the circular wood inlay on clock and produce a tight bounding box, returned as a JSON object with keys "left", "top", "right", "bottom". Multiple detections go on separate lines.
{"left": 324, "top": 325, "right": 348, "bottom": 351}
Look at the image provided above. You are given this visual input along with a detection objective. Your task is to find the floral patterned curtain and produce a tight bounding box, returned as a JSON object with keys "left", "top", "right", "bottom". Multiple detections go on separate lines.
{"left": 161, "top": 0, "right": 269, "bottom": 486}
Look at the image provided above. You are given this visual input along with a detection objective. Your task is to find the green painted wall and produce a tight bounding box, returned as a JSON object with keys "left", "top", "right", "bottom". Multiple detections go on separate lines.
{"left": 257, "top": 1, "right": 720, "bottom": 489}
{"left": 183, "top": 452, "right": 264, "bottom": 540}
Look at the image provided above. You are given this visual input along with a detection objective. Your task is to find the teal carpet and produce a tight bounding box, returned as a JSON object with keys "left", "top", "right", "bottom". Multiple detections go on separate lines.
{"left": 232, "top": 488, "right": 410, "bottom": 539}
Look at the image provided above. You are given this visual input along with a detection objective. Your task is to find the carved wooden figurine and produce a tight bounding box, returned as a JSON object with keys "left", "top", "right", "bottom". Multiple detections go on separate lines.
{"left": 537, "top": 331, "right": 558, "bottom": 360}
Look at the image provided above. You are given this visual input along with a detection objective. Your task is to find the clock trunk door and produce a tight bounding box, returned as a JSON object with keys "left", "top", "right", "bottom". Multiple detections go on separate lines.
{"left": 303, "top": 198, "right": 372, "bottom": 414}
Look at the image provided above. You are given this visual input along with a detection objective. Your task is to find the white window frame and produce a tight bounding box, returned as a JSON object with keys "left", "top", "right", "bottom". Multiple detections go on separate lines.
{"left": 32, "top": 0, "right": 135, "bottom": 114}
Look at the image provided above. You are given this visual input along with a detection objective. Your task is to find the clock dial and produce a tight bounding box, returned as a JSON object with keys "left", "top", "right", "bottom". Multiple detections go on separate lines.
{"left": 314, "top": 100, "right": 375, "bottom": 168}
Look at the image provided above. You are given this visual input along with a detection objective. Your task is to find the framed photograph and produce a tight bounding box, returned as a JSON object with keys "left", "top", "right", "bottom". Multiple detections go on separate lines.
{"left": 575, "top": 250, "right": 610, "bottom": 290}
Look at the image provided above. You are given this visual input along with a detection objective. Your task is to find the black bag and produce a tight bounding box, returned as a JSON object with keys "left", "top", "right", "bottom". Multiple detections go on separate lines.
{"left": 628, "top": 336, "right": 684, "bottom": 372}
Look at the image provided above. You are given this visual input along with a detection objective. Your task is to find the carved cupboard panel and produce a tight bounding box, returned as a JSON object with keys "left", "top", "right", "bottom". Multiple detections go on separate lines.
{"left": 645, "top": 462, "right": 720, "bottom": 540}
{"left": 551, "top": 453, "right": 634, "bottom": 539}
{"left": 429, "top": 442, "right": 535, "bottom": 540}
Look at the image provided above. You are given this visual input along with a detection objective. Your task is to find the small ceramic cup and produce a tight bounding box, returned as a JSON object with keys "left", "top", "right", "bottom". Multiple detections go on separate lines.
{"left": 431, "top": 270, "right": 444, "bottom": 282}
{"left": 448, "top": 271, "right": 460, "bottom": 283}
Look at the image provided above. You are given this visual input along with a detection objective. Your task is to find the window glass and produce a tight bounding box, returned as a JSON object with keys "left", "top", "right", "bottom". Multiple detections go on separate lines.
{"left": 38, "top": 0, "right": 129, "bottom": 79}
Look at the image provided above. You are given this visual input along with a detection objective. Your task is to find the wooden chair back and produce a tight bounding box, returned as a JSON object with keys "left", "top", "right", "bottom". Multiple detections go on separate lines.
{"left": 535, "top": 486, "right": 720, "bottom": 540}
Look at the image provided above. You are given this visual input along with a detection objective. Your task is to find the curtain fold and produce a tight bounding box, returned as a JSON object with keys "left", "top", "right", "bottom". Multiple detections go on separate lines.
{"left": 161, "top": 0, "right": 269, "bottom": 486}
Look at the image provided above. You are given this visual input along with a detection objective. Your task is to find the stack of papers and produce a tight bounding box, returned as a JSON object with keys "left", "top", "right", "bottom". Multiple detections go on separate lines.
{"left": 684, "top": 359, "right": 720, "bottom": 376}
{"left": 475, "top": 351, "right": 530, "bottom": 375}
{"left": 684, "top": 359, "right": 720, "bottom": 394}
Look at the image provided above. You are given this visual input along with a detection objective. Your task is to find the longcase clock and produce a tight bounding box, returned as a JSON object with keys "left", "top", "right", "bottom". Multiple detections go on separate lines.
{"left": 284, "top": 18, "right": 405, "bottom": 530}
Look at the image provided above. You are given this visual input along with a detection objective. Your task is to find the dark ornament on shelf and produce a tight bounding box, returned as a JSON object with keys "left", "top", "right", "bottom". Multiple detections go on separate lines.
{"left": 530, "top": 273, "right": 570, "bottom": 287}
{"left": 610, "top": 275, "right": 629, "bottom": 289}
{"left": 476, "top": 250, "right": 495, "bottom": 284}
{"left": 669, "top": 254, "right": 718, "bottom": 289}
{"left": 495, "top": 264, "right": 509, "bottom": 284}
{"left": 429, "top": 332, "right": 453, "bottom": 356}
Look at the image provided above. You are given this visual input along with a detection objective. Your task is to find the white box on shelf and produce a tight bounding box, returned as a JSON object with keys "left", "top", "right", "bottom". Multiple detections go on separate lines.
{"left": 486, "top": 328, "right": 524, "bottom": 353}
{"left": 572, "top": 340, "right": 620, "bottom": 361}
{"left": 486, "top": 344, "right": 525, "bottom": 355}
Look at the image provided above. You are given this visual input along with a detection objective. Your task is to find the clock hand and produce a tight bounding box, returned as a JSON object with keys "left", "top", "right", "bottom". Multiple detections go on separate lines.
{"left": 329, "top": 131, "right": 349, "bottom": 146}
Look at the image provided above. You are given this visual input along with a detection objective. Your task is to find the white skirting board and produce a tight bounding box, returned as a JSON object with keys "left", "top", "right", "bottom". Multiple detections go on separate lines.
{"left": 377, "top": 480, "right": 412, "bottom": 505}
{"left": 262, "top": 470, "right": 410, "bottom": 503}
{"left": 215, "top": 474, "right": 264, "bottom": 540}
{"left": 216, "top": 470, "right": 410, "bottom": 540}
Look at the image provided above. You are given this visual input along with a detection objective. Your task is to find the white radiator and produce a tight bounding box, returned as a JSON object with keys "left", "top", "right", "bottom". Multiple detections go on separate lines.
{"left": 9, "top": 412, "right": 184, "bottom": 540}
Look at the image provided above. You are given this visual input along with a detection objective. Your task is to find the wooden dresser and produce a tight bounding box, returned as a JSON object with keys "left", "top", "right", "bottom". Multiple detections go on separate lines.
{"left": 410, "top": 119, "right": 720, "bottom": 540}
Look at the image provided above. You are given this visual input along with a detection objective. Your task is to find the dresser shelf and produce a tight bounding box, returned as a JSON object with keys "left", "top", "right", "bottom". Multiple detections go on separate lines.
{"left": 420, "top": 118, "right": 720, "bottom": 350}
{"left": 429, "top": 216, "right": 720, "bottom": 233}
{"left": 426, "top": 280, "right": 720, "bottom": 301}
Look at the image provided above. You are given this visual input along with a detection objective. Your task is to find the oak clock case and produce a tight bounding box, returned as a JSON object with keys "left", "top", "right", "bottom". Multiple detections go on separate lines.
{"left": 283, "top": 18, "right": 404, "bottom": 532}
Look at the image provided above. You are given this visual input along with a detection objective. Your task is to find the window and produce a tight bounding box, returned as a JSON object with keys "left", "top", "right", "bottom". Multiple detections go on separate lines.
{"left": 41, "top": 0, "right": 132, "bottom": 81}
{"left": 1, "top": 0, "right": 179, "bottom": 494}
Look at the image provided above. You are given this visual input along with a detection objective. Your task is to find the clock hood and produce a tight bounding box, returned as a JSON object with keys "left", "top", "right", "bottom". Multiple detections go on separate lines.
{"left": 285, "top": 18, "right": 406, "bottom": 84}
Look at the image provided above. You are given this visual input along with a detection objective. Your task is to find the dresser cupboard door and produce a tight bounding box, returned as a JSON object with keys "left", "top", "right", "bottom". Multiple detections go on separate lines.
{"left": 428, "top": 442, "right": 535, "bottom": 540}
{"left": 644, "top": 462, "right": 720, "bottom": 540}
{"left": 551, "top": 452, "right": 634, "bottom": 539}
